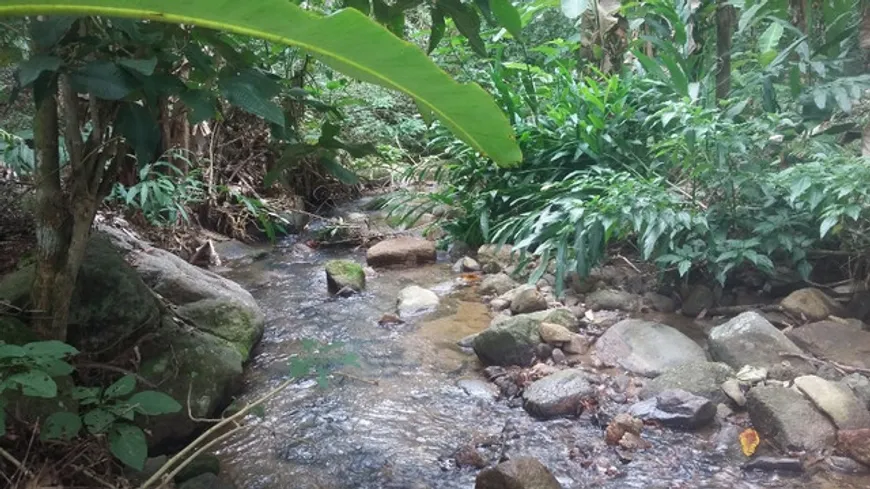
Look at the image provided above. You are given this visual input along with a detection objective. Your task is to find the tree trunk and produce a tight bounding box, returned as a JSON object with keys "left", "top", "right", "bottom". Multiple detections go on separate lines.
{"left": 30, "top": 72, "right": 73, "bottom": 340}
{"left": 715, "top": 0, "right": 734, "bottom": 101}
{"left": 862, "top": 0, "right": 870, "bottom": 156}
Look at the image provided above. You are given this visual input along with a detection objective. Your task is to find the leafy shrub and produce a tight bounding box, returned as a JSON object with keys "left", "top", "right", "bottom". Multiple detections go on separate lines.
{"left": 110, "top": 158, "right": 204, "bottom": 226}
{"left": 0, "top": 339, "right": 180, "bottom": 470}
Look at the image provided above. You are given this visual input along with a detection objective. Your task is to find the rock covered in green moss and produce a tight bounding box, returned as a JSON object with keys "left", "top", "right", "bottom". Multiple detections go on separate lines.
{"left": 325, "top": 259, "right": 365, "bottom": 295}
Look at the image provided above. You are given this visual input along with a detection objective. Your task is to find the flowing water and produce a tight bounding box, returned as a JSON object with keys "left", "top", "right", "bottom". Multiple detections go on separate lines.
{"left": 214, "top": 226, "right": 869, "bottom": 489}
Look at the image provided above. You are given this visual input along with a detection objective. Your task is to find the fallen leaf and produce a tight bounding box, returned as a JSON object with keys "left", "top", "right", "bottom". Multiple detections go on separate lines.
{"left": 740, "top": 428, "right": 760, "bottom": 457}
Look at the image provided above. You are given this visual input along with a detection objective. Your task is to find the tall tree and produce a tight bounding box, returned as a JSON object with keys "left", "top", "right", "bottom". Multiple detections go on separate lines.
{"left": 715, "top": 0, "right": 734, "bottom": 100}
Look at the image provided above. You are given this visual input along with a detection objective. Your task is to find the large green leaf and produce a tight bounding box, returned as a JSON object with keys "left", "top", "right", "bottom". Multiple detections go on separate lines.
{"left": 109, "top": 423, "right": 148, "bottom": 470}
{"left": 0, "top": 0, "right": 521, "bottom": 166}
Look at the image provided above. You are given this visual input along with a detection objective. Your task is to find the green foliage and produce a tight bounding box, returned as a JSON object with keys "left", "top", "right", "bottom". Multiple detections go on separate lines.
{"left": 0, "top": 338, "right": 180, "bottom": 470}
{"left": 110, "top": 158, "right": 204, "bottom": 226}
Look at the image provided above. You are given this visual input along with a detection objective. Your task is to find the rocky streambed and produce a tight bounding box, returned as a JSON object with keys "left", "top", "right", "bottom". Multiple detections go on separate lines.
{"left": 211, "top": 219, "right": 870, "bottom": 488}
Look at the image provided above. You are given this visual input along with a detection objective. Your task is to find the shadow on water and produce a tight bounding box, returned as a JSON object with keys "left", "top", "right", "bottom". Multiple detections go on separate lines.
{"left": 216, "top": 244, "right": 870, "bottom": 489}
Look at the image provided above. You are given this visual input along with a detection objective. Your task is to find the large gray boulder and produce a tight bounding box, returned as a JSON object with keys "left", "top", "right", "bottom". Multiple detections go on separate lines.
{"left": 522, "top": 369, "right": 595, "bottom": 418}
{"left": 473, "top": 315, "right": 541, "bottom": 366}
{"left": 475, "top": 457, "right": 562, "bottom": 489}
{"left": 366, "top": 237, "right": 436, "bottom": 268}
{"left": 138, "top": 317, "right": 245, "bottom": 449}
{"left": 0, "top": 236, "right": 161, "bottom": 353}
{"left": 708, "top": 312, "right": 812, "bottom": 379}
{"left": 130, "top": 246, "right": 265, "bottom": 358}
{"left": 794, "top": 375, "right": 870, "bottom": 430}
{"left": 640, "top": 362, "right": 734, "bottom": 403}
{"left": 595, "top": 319, "right": 707, "bottom": 377}
{"left": 746, "top": 385, "right": 836, "bottom": 451}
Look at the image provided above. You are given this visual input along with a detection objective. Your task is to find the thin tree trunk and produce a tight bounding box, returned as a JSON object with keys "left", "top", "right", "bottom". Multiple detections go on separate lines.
{"left": 715, "top": 0, "right": 734, "bottom": 101}
{"left": 789, "top": 0, "right": 807, "bottom": 35}
{"left": 30, "top": 72, "right": 73, "bottom": 340}
{"left": 862, "top": 0, "right": 870, "bottom": 156}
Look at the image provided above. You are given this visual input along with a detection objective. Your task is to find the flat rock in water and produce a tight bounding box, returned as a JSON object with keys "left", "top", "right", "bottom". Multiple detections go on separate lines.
{"left": 366, "top": 237, "right": 436, "bottom": 268}
{"left": 523, "top": 369, "right": 594, "bottom": 418}
{"left": 491, "top": 308, "right": 578, "bottom": 330}
{"left": 780, "top": 288, "right": 844, "bottom": 322}
{"left": 595, "top": 319, "right": 707, "bottom": 377}
{"left": 475, "top": 457, "right": 562, "bottom": 489}
{"left": 479, "top": 273, "right": 519, "bottom": 296}
{"left": 397, "top": 285, "right": 440, "bottom": 317}
{"left": 628, "top": 389, "right": 716, "bottom": 429}
{"left": 746, "top": 385, "right": 836, "bottom": 451}
{"left": 473, "top": 315, "right": 542, "bottom": 367}
{"left": 640, "top": 362, "right": 734, "bottom": 403}
{"left": 708, "top": 311, "right": 812, "bottom": 379}
{"left": 838, "top": 429, "right": 870, "bottom": 466}
{"left": 325, "top": 259, "right": 365, "bottom": 295}
{"left": 457, "top": 378, "right": 499, "bottom": 401}
{"left": 787, "top": 321, "right": 870, "bottom": 370}
{"left": 510, "top": 284, "right": 548, "bottom": 314}
{"left": 586, "top": 289, "right": 639, "bottom": 312}
{"left": 793, "top": 375, "right": 870, "bottom": 430}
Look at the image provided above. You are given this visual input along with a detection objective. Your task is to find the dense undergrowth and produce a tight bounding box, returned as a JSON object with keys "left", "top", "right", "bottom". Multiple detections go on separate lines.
{"left": 390, "top": 0, "right": 870, "bottom": 292}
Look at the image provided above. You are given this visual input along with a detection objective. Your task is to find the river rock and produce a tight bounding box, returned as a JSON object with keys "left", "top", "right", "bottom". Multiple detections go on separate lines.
{"left": 708, "top": 312, "right": 812, "bottom": 379}
{"left": 586, "top": 289, "right": 638, "bottom": 312}
{"left": 842, "top": 373, "right": 870, "bottom": 410}
{"left": 595, "top": 319, "right": 707, "bottom": 377}
{"left": 643, "top": 292, "right": 676, "bottom": 313}
{"left": 838, "top": 429, "right": 870, "bottom": 466}
{"left": 138, "top": 317, "right": 245, "bottom": 449}
{"left": 325, "top": 259, "right": 365, "bottom": 295}
{"left": 746, "top": 385, "right": 836, "bottom": 451}
{"left": 453, "top": 256, "right": 481, "bottom": 272}
{"left": 473, "top": 315, "right": 542, "bottom": 367}
{"left": 793, "top": 375, "right": 870, "bottom": 430}
{"left": 640, "top": 362, "right": 734, "bottom": 403}
{"left": 781, "top": 288, "right": 844, "bottom": 322}
{"left": 787, "top": 321, "right": 870, "bottom": 369}
{"left": 682, "top": 285, "right": 714, "bottom": 317}
{"left": 475, "top": 457, "right": 562, "bottom": 489}
{"left": 551, "top": 348, "right": 566, "bottom": 365}
{"left": 174, "top": 454, "right": 221, "bottom": 483}
{"left": 522, "top": 369, "right": 595, "bottom": 418}
{"left": 490, "top": 298, "right": 511, "bottom": 311}
{"left": 130, "top": 246, "right": 265, "bottom": 358}
{"left": 510, "top": 285, "right": 548, "bottom": 314}
{"left": 397, "top": 285, "right": 440, "bottom": 317}
{"left": 721, "top": 379, "right": 747, "bottom": 407}
{"left": 479, "top": 273, "right": 518, "bottom": 296}
{"left": 477, "top": 244, "right": 515, "bottom": 269}
{"left": 0, "top": 235, "right": 161, "bottom": 353}
{"left": 366, "top": 237, "right": 436, "bottom": 268}
{"left": 491, "top": 308, "right": 578, "bottom": 330}
{"left": 457, "top": 378, "right": 499, "bottom": 401}
{"left": 628, "top": 389, "right": 716, "bottom": 429}
{"left": 539, "top": 322, "right": 574, "bottom": 344}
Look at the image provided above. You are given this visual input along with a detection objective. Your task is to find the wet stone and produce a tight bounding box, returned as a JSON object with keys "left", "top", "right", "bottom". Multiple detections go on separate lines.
{"left": 522, "top": 369, "right": 595, "bottom": 419}
{"left": 628, "top": 389, "right": 716, "bottom": 429}
{"left": 793, "top": 375, "right": 870, "bottom": 430}
{"left": 475, "top": 457, "right": 563, "bottom": 489}
{"left": 595, "top": 319, "right": 707, "bottom": 377}
{"left": 746, "top": 385, "right": 836, "bottom": 451}
{"left": 708, "top": 312, "right": 812, "bottom": 379}
{"left": 640, "top": 362, "right": 734, "bottom": 404}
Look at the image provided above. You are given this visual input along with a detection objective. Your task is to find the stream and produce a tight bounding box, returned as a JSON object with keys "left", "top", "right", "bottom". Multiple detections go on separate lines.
{"left": 213, "top": 209, "right": 869, "bottom": 489}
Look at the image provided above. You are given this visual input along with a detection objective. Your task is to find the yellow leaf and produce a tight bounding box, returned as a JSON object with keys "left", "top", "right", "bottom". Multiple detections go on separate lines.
{"left": 739, "top": 428, "right": 760, "bottom": 457}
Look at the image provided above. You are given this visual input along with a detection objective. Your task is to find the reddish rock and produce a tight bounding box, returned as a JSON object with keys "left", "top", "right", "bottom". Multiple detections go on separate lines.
{"left": 839, "top": 429, "right": 870, "bottom": 466}
{"left": 366, "top": 237, "right": 436, "bottom": 268}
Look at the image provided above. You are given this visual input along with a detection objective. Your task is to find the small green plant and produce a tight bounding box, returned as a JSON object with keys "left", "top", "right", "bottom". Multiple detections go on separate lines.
{"left": 110, "top": 158, "right": 204, "bottom": 226}
{"left": 0, "top": 340, "right": 181, "bottom": 471}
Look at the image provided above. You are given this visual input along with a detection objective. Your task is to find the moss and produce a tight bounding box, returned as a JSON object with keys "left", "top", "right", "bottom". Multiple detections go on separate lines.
{"left": 175, "top": 299, "right": 263, "bottom": 359}
{"left": 325, "top": 259, "right": 365, "bottom": 294}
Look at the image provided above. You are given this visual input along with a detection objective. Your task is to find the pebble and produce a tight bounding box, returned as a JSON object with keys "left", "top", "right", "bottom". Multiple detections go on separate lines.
{"left": 721, "top": 379, "right": 746, "bottom": 406}
{"left": 551, "top": 348, "right": 566, "bottom": 365}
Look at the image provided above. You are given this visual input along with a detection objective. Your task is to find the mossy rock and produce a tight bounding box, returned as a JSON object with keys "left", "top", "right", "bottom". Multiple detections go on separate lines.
{"left": 174, "top": 453, "right": 221, "bottom": 483}
{"left": 325, "top": 259, "right": 365, "bottom": 295}
{"left": 138, "top": 316, "right": 244, "bottom": 450}
{"left": 176, "top": 299, "right": 263, "bottom": 358}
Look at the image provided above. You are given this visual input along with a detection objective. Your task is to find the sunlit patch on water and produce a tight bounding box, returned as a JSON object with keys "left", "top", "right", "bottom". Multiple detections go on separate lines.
{"left": 215, "top": 242, "right": 870, "bottom": 489}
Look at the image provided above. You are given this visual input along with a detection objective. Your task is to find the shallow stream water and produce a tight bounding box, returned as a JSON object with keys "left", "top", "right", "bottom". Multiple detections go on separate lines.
{"left": 214, "top": 233, "right": 869, "bottom": 489}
